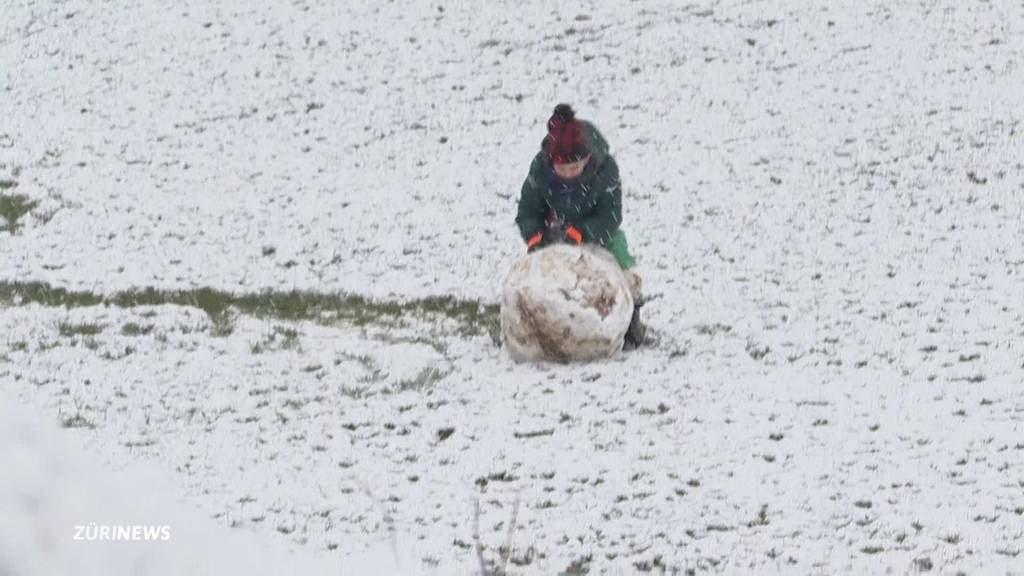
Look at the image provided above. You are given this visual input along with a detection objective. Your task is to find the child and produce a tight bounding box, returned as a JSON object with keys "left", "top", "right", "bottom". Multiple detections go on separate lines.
{"left": 515, "top": 104, "right": 646, "bottom": 348}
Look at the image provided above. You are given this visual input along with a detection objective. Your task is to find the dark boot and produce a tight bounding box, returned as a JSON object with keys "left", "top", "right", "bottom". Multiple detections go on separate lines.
{"left": 623, "top": 303, "right": 647, "bottom": 350}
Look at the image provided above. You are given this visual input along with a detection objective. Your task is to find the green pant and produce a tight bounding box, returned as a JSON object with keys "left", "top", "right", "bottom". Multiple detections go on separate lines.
{"left": 604, "top": 229, "right": 635, "bottom": 269}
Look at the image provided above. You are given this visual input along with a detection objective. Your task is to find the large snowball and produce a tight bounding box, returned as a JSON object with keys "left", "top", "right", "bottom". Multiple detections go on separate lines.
{"left": 501, "top": 244, "right": 634, "bottom": 362}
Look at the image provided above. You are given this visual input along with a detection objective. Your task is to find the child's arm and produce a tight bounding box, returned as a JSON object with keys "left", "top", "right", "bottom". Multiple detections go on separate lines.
{"left": 515, "top": 156, "right": 547, "bottom": 244}
{"left": 578, "top": 158, "right": 622, "bottom": 245}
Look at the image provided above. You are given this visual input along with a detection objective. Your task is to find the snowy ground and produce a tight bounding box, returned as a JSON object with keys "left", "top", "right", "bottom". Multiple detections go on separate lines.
{"left": 0, "top": 396, "right": 372, "bottom": 575}
{"left": 2, "top": 0, "right": 1024, "bottom": 574}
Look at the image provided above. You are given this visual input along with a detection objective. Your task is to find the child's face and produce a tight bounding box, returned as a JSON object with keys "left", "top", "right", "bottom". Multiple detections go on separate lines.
{"left": 553, "top": 155, "right": 590, "bottom": 180}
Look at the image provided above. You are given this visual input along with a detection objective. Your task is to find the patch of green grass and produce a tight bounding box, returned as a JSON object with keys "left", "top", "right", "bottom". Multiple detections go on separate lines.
{"left": 513, "top": 428, "right": 555, "bottom": 439}
{"left": 394, "top": 366, "right": 449, "bottom": 393}
{"left": 100, "top": 345, "right": 135, "bottom": 360}
{"left": 373, "top": 332, "right": 448, "bottom": 355}
{"left": 337, "top": 351, "right": 377, "bottom": 371}
{"left": 0, "top": 282, "right": 102, "bottom": 308}
{"left": 58, "top": 321, "right": 104, "bottom": 337}
{"left": 747, "top": 504, "right": 770, "bottom": 527}
{"left": 251, "top": 325, "right": 301, "bottom": 353}
{"left": 633, "top": 555, "right": 667, "bottom": 573}
{"left": 339, "top": 385, "right": 370, "bottom": 399}
{"left": 0, "top": 191, "right": 37, "bottom": 233}
{"left": 60, "top": 412, "right": 96, "bottom": 429}
{"left": 0, "top": 281, "right": 500, "bottom": 338}
{"left": 275, "top": 326, "right": 300, "bottom": 349}
{"left": 912, "top": 557, "right": 934, "bottom": 572}
{"left": 563, "top": 555, "right": 593, "bottom": 576}
{"left": 208, "top": 312, "right": 235, "bottom": 337}
{"left": 121, "top": 322, "right": 155, "bottom": 336}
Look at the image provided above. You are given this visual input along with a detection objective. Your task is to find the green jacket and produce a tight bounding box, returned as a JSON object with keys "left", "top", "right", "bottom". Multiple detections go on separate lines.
{"left": 515, "top": 122, "right": 622, "bottom": 246}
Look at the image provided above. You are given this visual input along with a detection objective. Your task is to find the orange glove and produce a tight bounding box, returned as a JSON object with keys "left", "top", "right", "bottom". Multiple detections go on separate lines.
{"left": 565, "top": 225, "right": 583, "bottom": 245}
{"left": 526, "top": 232, "right": 544, "bottom": 252}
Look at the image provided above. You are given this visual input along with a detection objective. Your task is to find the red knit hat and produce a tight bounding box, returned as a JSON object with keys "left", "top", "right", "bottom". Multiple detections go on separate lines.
{"left": 543, "top": 104, "right": 590, "bottom": 165}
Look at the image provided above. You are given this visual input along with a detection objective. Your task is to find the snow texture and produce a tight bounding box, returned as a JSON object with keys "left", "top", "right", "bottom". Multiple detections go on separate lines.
{"left": 0, "top": 397, "right": 421, "bottom": 576}
{"left": 501, "top": 244, "right": 632, "bottom": 363}
{"left": 2, "top": 0, "right": 1024, "bottom": 574}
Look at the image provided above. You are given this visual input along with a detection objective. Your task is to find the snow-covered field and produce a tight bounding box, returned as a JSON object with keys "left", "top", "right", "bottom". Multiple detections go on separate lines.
{"left": 0, "top": 396, "right": 371, "bottom": 575}
{"left": 2, "top": 0, "right": 1023, "bottom": 574}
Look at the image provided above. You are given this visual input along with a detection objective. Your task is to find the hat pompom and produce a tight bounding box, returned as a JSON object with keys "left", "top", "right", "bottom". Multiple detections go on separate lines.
{"left": 548, "top": 104, "right": 575, "bottom": 134}
{"left": 552, "top": 103, "right": 575, "bottom": 122}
